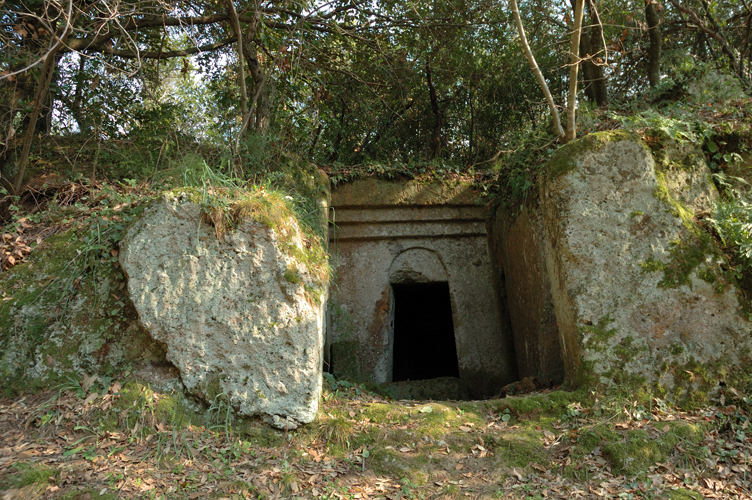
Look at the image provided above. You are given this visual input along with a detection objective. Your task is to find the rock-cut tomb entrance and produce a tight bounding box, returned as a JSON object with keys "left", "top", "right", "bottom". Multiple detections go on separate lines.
{"left": 326, "top": 179, "right": 525, "bottom": 399}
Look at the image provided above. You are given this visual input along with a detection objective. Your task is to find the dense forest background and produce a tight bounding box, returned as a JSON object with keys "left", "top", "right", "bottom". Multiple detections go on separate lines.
{"left": 0, "top": 0, "right": 750, "bottom": 193}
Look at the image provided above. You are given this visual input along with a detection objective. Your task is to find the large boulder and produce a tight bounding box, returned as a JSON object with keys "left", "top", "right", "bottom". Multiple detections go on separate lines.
{"left": 119, "top": 192, "right": 326, "bottom": 428}
{"left": 540, "top": 132, "right": 752, "bottom": 399}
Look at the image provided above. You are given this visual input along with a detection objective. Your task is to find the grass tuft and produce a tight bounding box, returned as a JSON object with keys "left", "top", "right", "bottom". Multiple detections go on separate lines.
{"left": 317, "top": 416, "right": 356, "bottom": 449}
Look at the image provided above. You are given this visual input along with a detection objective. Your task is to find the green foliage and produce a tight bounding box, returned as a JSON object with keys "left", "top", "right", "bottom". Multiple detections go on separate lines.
{"left": 0, "top": 181, "right": 168, "bottom": 396}
{"left": 613, "top": 105, "right": 736, "bottom": 173}
{"left": 207, "top": 393, "right": 235, "bottom": 442}
{"left": 495, "top": 125, "right": 559, "bottom": 206}
{"left": 651, "top": 54, "right": 746, "bottom": 105}
{"left": 615, "top": 110, "right": 700, "bottom": 144}
{"left": 3, "top": 0, "right": 752, "bottom": 201}
{"left": 323, "top": 372, "right": 355, "bottom": 393}
{"left": 496, "top": 127, "right": 638, "bottom": 210}
{"left": 709, "top": 191, "right": 752, "bottom": 272}
{"left": 326, "top": 160, "right": 474, "bottom": 187}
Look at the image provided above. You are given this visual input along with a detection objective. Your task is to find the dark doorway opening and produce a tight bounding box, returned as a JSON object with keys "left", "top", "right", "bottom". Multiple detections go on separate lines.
{"left": 392, "top": 282, "right": 460, "bottom": 382}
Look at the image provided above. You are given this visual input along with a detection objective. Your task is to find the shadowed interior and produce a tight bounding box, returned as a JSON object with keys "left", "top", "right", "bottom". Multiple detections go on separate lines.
{"left": 392, "top": 282, "right": 460, "bottom": 382}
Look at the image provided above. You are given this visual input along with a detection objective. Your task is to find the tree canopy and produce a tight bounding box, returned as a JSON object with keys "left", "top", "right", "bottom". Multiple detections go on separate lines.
{"left": 1, "top": 0, "right": 751, "bottom": 190}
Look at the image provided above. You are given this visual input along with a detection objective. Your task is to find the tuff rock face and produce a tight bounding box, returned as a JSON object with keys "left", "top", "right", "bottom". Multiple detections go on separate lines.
{"left": 487, "top": 203, "right": 565, "bottom": 388}
{"left": 540, "top": 133, "right": 752, "bottom": 395}
{"left": 119, "top": 194, "right": 325, "bottom": 428}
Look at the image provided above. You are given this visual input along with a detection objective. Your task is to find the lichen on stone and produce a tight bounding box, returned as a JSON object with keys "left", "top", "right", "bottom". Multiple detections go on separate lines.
{"left": 541, "top": 132, "right": 752, "bottom": 402}
{"left": 119, "top": 196, "right": 327, "bottom": 427}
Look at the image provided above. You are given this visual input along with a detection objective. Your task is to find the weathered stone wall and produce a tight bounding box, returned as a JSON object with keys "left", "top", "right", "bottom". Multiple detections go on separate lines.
{"left": 120, "top": 194, "right": 327, "bottom": 428}
{"left": 539, "top": 132, "right": 752, "bottom": 397}
{"left": 328, "top": 179, "right": 517, "bottom": 398}
{"left": 487, "top": 202, "right": 564, "bottom": 387}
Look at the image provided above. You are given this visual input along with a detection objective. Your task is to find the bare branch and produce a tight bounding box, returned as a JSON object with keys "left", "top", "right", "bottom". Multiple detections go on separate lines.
{"left": 0, "top": 0, "right": 73, "bottom": 81}
{"left": 97, "top": 38, "right": 237, "bottom": 59}
{"left": 509, "top": 0, "right": 565, "bottom": 140}
{"left": 669, "top": 0, "right": 742, "bottom": 77}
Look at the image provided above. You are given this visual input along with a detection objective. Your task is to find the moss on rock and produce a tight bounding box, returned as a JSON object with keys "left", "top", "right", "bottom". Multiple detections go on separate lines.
{"left": 0, "top": 227, "right": 166, "bottom": 397}
{"left": 546, "top": 130, "right": 640, "bottom": 180}
{"left": 541, "top": 131, "right": 752, "bottom": 403}
{"left": 162, "top": 186, "right": 329, "bottom": 287}
{"left": 330, "top": 178, "right": 479, "bottom": 207}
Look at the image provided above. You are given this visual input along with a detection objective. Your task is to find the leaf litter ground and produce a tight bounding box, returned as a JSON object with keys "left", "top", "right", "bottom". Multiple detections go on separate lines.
{"left": 2, "top": 380, "right": 752, "bottom": 499}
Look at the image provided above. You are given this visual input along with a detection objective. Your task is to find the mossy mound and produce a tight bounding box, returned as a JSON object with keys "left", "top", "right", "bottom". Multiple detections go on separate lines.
{"left": 0, "top": 172, "right": 331, "bottom": 401}
{"left": 0, "top": 227, "right": 166, "bottom": 397}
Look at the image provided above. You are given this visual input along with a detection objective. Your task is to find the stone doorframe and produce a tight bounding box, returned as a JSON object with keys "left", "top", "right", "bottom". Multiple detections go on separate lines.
{"left": 385, "top": 247, "right": 453, "bottom": 381}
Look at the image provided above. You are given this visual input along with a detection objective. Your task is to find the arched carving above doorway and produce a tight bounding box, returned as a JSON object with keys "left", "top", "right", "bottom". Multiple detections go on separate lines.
{"left": 388, "top": 247, "right": 448, "bottom": 284}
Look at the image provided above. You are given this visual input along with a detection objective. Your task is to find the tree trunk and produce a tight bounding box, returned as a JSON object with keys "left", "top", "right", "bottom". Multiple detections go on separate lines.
{"left": 237, "top": 8, "right": 270, "bottom": 137}
{"left": 361, "top": 100, "right": 415, "bottom": 159}
{"left": 41, "top": 52, "right": 64, "bottom": 135}
{"left": 469, "top": 85, "right": 475, "bottom": 163}
{"left": 11, "top": 3, "right": 75, "bottom": 191}
{"left": 425, "top": 56, "right": 443, "bottom": 159}
{"left": 580, "top": 30, "right": 597, "bottom": 103}
{"left": 586, "top": 0, "right": 609, "bottom": 105}
{"left": 14, "top": 50, "right": 59, "bottom": 193}
{"left": 71, "top": 55, "right": 90, "bottom": 133}
{"left": 646, "top": 0, "right": 662, "bottom": 88}
{"left": 224, "top": 0, "right": 249, "bottom": 146}
{"left": 330, "top": 93, "right": 348, "bottom": 162}
{"left": 242, "top": 42, "right": 269, "bottom": 135}
{"left": 741, "top": 12, "right": 752, "bottom": 79}
{"left": 0, "top": 70, "right": 37, "bottom": 185}
{"left": 0, "top": 78, "right": 27, "bottom": 148}
{"left": 254, "top": 69, "right": 270, "bottom": 134}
